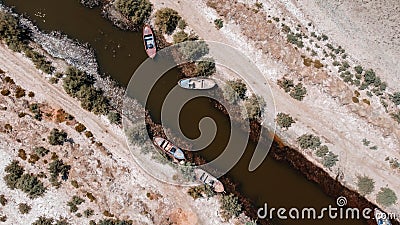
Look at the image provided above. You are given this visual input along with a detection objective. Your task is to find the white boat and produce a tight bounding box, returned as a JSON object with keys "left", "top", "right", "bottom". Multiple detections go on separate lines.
{"left": 178, "top": 78, "right": 216, "bottom": 90}
{"left": 153, "top": 137, "right": 185, "bottom": 161}
{"left": 194, "top": 168, "right": 224, "bottom": 193}
{"left": 375, "top": 208, "right": 392, "bottom": 225}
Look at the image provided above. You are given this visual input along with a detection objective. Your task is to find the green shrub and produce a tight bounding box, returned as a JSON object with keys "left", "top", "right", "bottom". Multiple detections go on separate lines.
{"left": 194, "top": 57, "right": 216, "bottom": 77}
{"left": 83, "top": 208, "right": 94, "bottom": 218}
{"left": 48, "top": 128, "right": 67, "bottom": 145}
{"left": 115, "top": 0, "right": 152, "bottom": 29}
{"left": 179, "top": 40, "right": 209, "bottom": 62}
{"left": 390, "top": 92, "right": 400, "bottom": 105}
{"left": 276, "top": 112, "right": 295, "bottom": 129}
{"left": 179, "top": 162, "right": 196, "bottom": 182}
{"left": 315, "top": 145, "right": 329, "bottom": 157}
{"left": 214, "top": 18, "right": 223, "bottom": 29}
{"left": 107, "top": 111, "right": 121, "bottom": 124}
{"left": 297, "top": 134, "right": 321, "bottom": 150}
{"left": 16, "top": 173, "right": 46, "bottom": 198}
{"left": 376, "top": 187, "right": 397, "bottom": 207}
{"left": 287, "top": 33, "right": 304, "bottom": 48}
{"left": 177, "top": 18, "right": 187, "bottom": 30}
{"left": 24, "top": 49, "right": 55, "bottom": 74}
{"left": 220, "top": 194, "right": 242, "bottom": 221}
{"left": 289, "top": 83, "right": 307, "bottom": 101}
{"left": 188, "top": 185, "right": 204, "bottom": 199}
{"left": 173, "top": 30, "right": 189, "bottom": 44}
{"left": 18, "top": 203, "right": 32, "bottom": 214}
{"left": 0, "top": 11, "right": 28, "bottom": 52}
{"left": 63, "top": 67, "right": 110, "bottom": 115}
{"left": 67, "top": 195, "right": 85, "bottom": 213}
{"left": 323, "top": 152, "right": 338, "bottom": 168}
{"left": 223, "top": 79, "right": 247, "bottom": 104}
{"left": 277, "top": 78, "right": 294, "bottom": 93}
{"left": 356, "top": 175, "right": 375, "bottom": 196}
{"left": 32, "top": 216, "right": 54, "bottom": 225}
{"left": 126, "top": 122, "right": 149, "bottom": 146}
{"left": 97, "top": 219, "right": 133, "bottom": 225}
{"left": 354, "top": 65, "right": 363, "bottom": 74}
{"left": 34, "top": 146, "right": 49, "bottom": 157}
{"left": 243, "top": 94, "right": 265, "bottom": 120}
{"left": 3, "top": 160, "right": 24, "bottom": 189}
{"left": 48, "top": 159, "right": 71, "bottom": 184}
{"left": 155, "top": 8, "right": 181, "bottom": 34}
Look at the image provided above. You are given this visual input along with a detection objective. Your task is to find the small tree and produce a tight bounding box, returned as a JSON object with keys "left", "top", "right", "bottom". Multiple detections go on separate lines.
{"left": 48, "top": 128, "right": 67, "bottom": 145}
{"left": 376, "top": 187, "right": 397, "bottom": 207}
{"left": 214, "top": 18, "right": 223, "bottom": 29}
{"left": 115, "top": 0, "right": 152, "bottom": 29}
{"left": 277, "top": 78, "right": 294, "bottom": 92}
{"left": 223, "top": 79, "right": 247, "bottom": 104}
{"left": 179, "top": 40, "right": 209, "bottom": 62}
{"left": 107, "top": 111, "right": 121, "bottom": 125}
{"left": 155, "top": 8, "right": 181, "bottom": 34}
{"left": 276, "top": 113, "right": 295, "bottom": 129}
{"left": 194, "top": 58, "right": 216, "bottom": 77}
{"left": 315, "top": 145, "right": 329, "bottom": 157}
{"left": 390, "top": 92, "right": 400, "bottom": 105}
{"left": 173, "top": 30, "right": 189, "bottom": 44}
{"left": 34, "top": 146, "right": 49, "bottom": 157}
{"left": 323, "top": 152, "right": 338, "bottom": 168}
{"left": 243, "top": 94, "right": 265, "bottom": 120}
{"left": 220, "top": 194, "right": 242, "bottom": 221}
{"left": 356, "top": 175, "right": 375, "bottom": 196}
{"left": 18, "top": 203, "right": 32, "bottom": 214}
{"left": 289, "top": 83, "right": 307, "bottom": 101}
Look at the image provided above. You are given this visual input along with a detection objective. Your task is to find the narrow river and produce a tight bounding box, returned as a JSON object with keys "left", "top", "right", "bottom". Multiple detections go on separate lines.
{"left": 3, "top": 1, "right": 368, "bottom": 224}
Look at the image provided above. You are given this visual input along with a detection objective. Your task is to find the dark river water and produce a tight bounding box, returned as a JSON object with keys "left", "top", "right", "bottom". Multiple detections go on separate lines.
{"left": 2, "top": 1, "right": 368, "bottom": 224}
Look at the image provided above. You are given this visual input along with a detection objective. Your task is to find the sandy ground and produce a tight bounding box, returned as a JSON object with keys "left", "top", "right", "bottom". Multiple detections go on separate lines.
{"left": 149, "top": 0, "right": 400, "bottom": 218}
{"left": 0, "top": 43, "right": 236, "bottom": 224}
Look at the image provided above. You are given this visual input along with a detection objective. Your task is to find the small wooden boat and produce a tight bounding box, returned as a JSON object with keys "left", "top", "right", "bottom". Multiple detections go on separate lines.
{"left": 143, "top": 25, "right": 156, "bottom": 58}
{"left": 178, "top": 78, "right": 216, "bottom": 90}
{"left": 153, "top": 137, "right": 185, "bottom": 161}
{"left": 194, "top": 168, "right": 224, "bottom": 193}
{"left": 375, "top": 209, "right": 392, "bottom": 225}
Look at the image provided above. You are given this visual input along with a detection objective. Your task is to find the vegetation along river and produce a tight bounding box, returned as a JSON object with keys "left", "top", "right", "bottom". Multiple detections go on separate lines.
{"left": 3, "top": 0, "right": 371, "bottom": 224}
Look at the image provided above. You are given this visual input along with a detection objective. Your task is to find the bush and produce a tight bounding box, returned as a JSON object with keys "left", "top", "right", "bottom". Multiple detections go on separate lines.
{"left": 3, "top": 160, "right": 24, "bottom": 189}
{"left": 289, "top": 83, "right": 307, "bottom": 101}
{"left": 48, "top": 159, "right": 71, "bottom": 183}
{"left": 83, "top": 208, "right": 94, "bottom": 218}
{"left": 376, "top": 187, "right": 397, "bottom": 207}
{"left": 84, "top": 130, "right": 93, "bottom": 138}
{"left": 15, "top": 86, "right": 26, "bottom": 98}
{"left": 323, "top": 152, "right": 338, "bottom": 168}
{"left": 97, "top": 219, "right": 133, "bottom": 225}
{"left": 223, "top": 79, "right": 247, "bottom": 104}
{"left": 287, "top": 33, "right": 304, "bottom": 48}
{"left": 18, "top": 203, "right": 32, "bottom": 214}
{"left": 179, "top": 40, "right": 209, "bottom": 62}
{"left": 67, "top": 195, "right": 85, "bottom": 213}
{"left": 315, "top": 145, "right": 329, "bottom": 157}
{"left": 220, "top": 194, "right": 242, "bottom": 221}
{"left": 24, "top": 49, "right": 55, "bottom": 74}
{"left": 108, "top": 111, "right": 121, "bottom": 124}
{"left": 16, "top": 173, "right": 46, "bottom": 198}
{"left": 297, "top": 134, "right": 321, "bottom": 150}
{"left": 0, "top": 11, "right": 28, "bottom": 52}
{"left": 155, "top": 8, "right": 181, "bottom": 34}
{"left": 391, "top": 110, "right": 400, "bottom": 124}
{"left": 276, "top": 112, "right": 295, "bottom": 129}
{"left": 48, "top": 128, "right": 67, "bottom": 145}
{"left": 363, "top": 69, "right": 377, "bottom": 85}
{"left": 194, "top": 58, "right": 216, "bottom": 77}
{"left": 34, "top": 146, "right": 49, "bottom": 157}
{"left": 277, "top": 78, "right": 294, "bottom": 93}
{"left": 356, "top": 175, "right": 375, "bottom": 196}
{"left": 177, "top": 18, "right": 187, "bottom": 30}
{"left": 390, "top": 92, "right": 400, "bottom": 105}
{"left": 354, "top": 65, "right": 363, "bottom": 74}
{"left": 75, "top": 123, "right": 87, "bottom": 133}
{"left": 115, "top": 0, "right": 152, "bottom": 29}
{"left": 214, "top": 18, "right": 223, "bottom": 29}
{"left": 63, "top": 67, "right": 110, "bottom": 115}
{"left": 32, "top": 216, "right": 54, "bottom": 225}
{"left": 0, "top": 195, "right": 7, "bottom": 206}
{"left": 0, "top": 89, "right": 10, "bottom": 96}
{"left": 126, "top": 122, "right": 149, "bottom": 146}
{"left": 243, "top": 94, "right": 265, "bottom": 120}
{"left": 173, "top": 30, "right": 189, "bottom": 44}
{"left": 188, "top": 185, "right": 204, "bottom": 199}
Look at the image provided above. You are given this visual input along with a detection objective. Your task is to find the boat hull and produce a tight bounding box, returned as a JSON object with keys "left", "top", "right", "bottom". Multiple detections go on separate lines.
{"left": 194, "top": 168, "right": 224, "bottom": 193}
{"left": 178, "top": 78, "right": 216, "bottom": 90}
{"left": 143, "top": 25, "right": 156, "bottom": 58}
{"left": 153, "top": 137, "right": 185, "bottom": 161}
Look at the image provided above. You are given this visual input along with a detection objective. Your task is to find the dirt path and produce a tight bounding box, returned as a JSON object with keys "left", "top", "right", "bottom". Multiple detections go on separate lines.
{"left": 0, "top": 43, "right": 231, "bottom": 225}
{"left": 150, "top": 0, "right": 400, "bottom": 216}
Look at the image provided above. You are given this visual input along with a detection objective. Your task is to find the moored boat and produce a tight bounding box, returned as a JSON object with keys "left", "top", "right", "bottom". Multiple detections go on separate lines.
{"left": 178, "top": 77, "right": 216, "bottom": 90}
{"left": 153, "top": 137, "right": 185, "bottom": 161}
{"left": 194, "top": 168, "right": 224, "bottom": 193}
{"left": 143, "top": 24, "right": 156, "bottom": 58}
{"left": 375, "top": 208, "right": 392, "bottom": 225}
